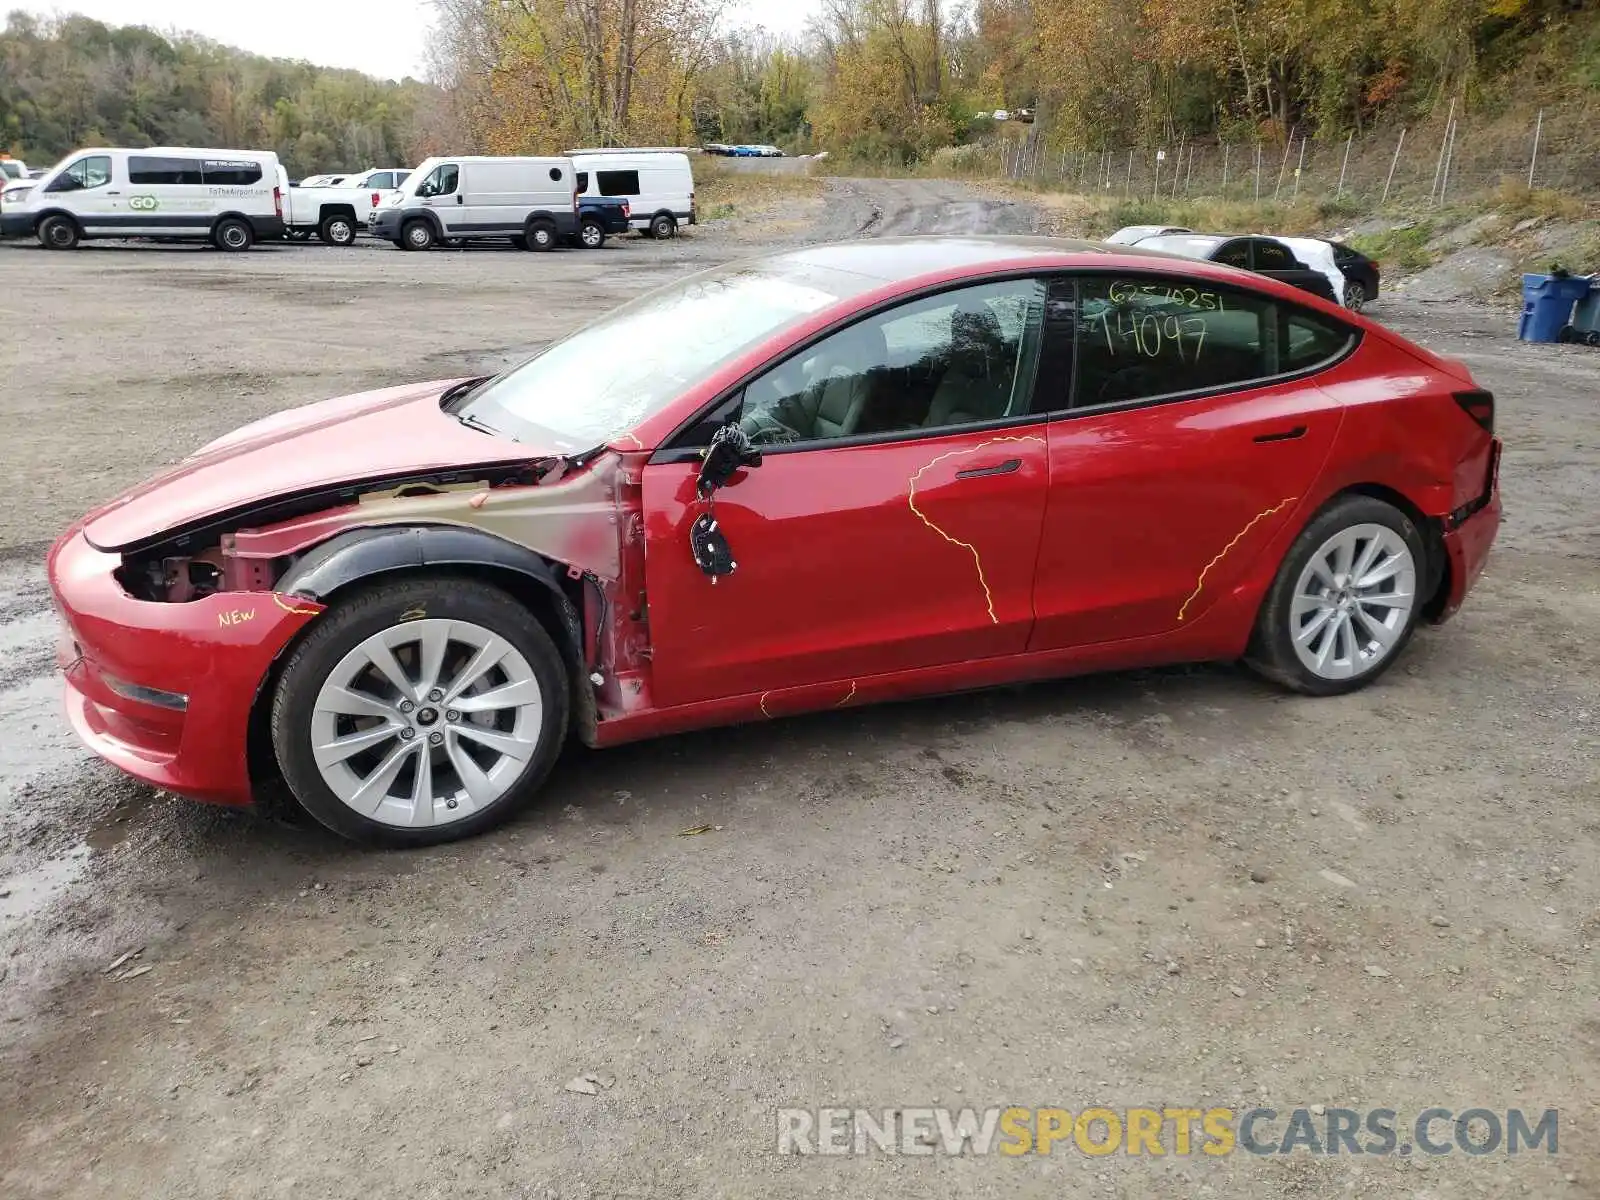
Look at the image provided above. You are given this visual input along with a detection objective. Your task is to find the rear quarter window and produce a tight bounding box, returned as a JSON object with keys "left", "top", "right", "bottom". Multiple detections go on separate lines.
{"left": 596, "top": 169, "right": 641, "bottom": 196}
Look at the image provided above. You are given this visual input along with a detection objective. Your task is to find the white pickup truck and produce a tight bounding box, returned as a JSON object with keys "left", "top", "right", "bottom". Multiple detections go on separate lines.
{"left": 282, "top": 167, "right": 412, "bottom": 245}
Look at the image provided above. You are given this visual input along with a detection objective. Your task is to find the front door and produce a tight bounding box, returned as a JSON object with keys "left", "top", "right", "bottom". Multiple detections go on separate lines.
{"left": 416, "top": 162, "right": 462, "bottom": 235}
{"left": 642, "top": 277, "right": 1054, "bottom": 708}
{"left": 44, "top": 154, "right": 118, "bottom": 233}
{"left": 1029, "top": 273, "right": 1354, "bottom": 649}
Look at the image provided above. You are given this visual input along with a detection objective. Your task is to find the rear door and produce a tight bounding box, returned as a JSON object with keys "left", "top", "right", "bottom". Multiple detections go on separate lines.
{"left": 1029, "top": 273, "right": 1352, "bottom": 649}
{"left": 641, "top": 276, "right": 1054, "bottom": 708}
{"left": 1251, "top": 238, "right": 1334, "bottom": 301}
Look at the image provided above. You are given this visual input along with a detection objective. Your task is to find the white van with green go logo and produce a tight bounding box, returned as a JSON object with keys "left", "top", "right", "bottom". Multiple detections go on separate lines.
{"left": 0, "top": 146, "right": 286, "bottom": 251}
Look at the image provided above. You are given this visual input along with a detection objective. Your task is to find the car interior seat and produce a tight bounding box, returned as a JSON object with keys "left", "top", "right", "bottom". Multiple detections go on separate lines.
{"left": 924, "top": 302, "right": 1010, "bottom": 427}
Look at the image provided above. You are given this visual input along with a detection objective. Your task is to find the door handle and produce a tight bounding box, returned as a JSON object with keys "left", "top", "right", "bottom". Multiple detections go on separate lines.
{"left": 1253, "top": 425, "right": 1307, "bottom": 443}
{"left": 105, "top": 191, "right": 121, "bottom": 196}
{"left": 955, "top": 458, "right": 1022, "bottom": 479}
{"left": 455, "top": 195, "right": 464, "bottom": 204}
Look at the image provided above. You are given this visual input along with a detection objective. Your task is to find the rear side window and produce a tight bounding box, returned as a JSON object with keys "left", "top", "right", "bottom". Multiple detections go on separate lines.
{"left": 130, "top": 155, "right": 204, "bottom": 185}
{"left": 596, "top": 169, "right": 640, "bottom": 196}
{"left": 1071, "top": 277, "right": 1352, "bottom": 408}
{"left": 202, "top": 160, "right": 263, "bottom": 186}
{"left": 1282, "top": 310, "right": 1352, "bottom": 372}
{"left": 576, "top": 172, "right": 589, "bottom": 192}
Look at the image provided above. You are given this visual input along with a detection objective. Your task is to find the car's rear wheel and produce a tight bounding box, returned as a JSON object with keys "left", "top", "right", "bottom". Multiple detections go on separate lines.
{"left": 649, "top": 213, "right": 676, "bottom": 239}
{"left": 579, "top": 218, "right": 605, "bottom": 249}
{"left": 319, "top": 214, "right": 356, "bottom": 246}
{"left": 1244, "top": 495, "right": 1424, "bottom": 696}
{"left": 401, "top": 219, "right": 434, "bottom": 251}
{"left": 38, "top": 215, "right": 80, "bottom": 250}
{"left": 1343, "top": 280, "right": 1366, "bottom": 312}
{"left": 271, "top": 576, "right": 569, "bottom": 847}
{"left": 213, "top": 217, "right": 254, "bottom": 252}
{"left": 524, "top": 218, "right": 557, "bottom": 251}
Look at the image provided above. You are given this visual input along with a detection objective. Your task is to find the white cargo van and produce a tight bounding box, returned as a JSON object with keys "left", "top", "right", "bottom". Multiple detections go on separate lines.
{"left": 0, "top": 147, "right": 285, "bottom": 250}
{"left": 568, "top": 149, "right": 695, "bottom": 238}
{"left": 368, "top": 156, "right": 578, "bottom": 251}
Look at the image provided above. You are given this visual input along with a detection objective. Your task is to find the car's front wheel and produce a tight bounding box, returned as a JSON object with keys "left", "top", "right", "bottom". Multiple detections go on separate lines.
{"left": 401, "top": 219, "right": 434, "bottom": 251}
{"left": 38, "top": 215, "right": 80, "bottom": 250}
{"left": 271, "top": 576, "right": 570, "bottom": 847}
{"left": 1244, "top": 495, "right": 1424, "bottom": 696}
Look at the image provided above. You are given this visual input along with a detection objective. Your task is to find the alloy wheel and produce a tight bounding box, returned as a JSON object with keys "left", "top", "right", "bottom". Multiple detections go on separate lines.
{"left": 1344, "top": 281, "right": 1365, "bottom": 312}
{"left": 1289, "top": 523, "right": 1415, "bottom": 681}
{"left": 308, "top": 618, "right": 544, "bottom": 828}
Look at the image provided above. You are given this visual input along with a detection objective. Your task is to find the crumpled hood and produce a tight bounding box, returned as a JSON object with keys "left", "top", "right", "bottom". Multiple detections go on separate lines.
{"left": 82, "top": 379, "right": 533, "bottom": 551}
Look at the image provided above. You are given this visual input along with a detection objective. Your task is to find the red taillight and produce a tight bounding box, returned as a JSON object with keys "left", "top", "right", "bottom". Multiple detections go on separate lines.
{"left": 622, "top": 201, "right": 630, "bottom": 217}
{"left": 1453, "top": 389, "right": 1494, "bottom": 434}
{"left": 370, "top": 191, "right": 379, "bottom": 208}
{"left": 273, "top": 186, "right": 282, "bottom": 220}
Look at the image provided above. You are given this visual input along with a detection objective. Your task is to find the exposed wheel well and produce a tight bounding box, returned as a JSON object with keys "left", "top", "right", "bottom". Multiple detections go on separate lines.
{"left": 244, "top": 563, "right": 587, "bottom": 809}
{"left": 318, "top": 203, "right": 358, "bottom": 223}
{"left": 1328, "top": 483, "right": 1449, "bottom": 619}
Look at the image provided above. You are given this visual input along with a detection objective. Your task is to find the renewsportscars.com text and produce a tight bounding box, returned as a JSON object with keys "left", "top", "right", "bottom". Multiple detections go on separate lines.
{"left": 776, "top": 1106, "right": 1558, "bottom": 1157}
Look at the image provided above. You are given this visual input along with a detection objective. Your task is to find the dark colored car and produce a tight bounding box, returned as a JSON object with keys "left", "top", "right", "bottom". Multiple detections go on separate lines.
{"left": 575, "top": 195, "right": 630, "bottom": 249}
{"left": 49, "top": 236, "right": 1500, "bottom": 847}
{"left": 1134, "top": 234, "right": 1340, "bottom": 304}
{"left": 1330, "top": 242, "right": 1381, "bottom": 312}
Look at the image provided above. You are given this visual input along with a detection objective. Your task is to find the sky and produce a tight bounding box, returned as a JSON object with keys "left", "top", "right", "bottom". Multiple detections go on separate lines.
{"left": 29, "top": 0, "right": 819, "bottom": 80}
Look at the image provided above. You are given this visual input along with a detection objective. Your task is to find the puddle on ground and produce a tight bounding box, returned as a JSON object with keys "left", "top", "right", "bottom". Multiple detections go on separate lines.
{"left": 0, "top": 676, "right": 82, "bottom": 805}
{"left": 0, "top": 844, "right": 89, "bottom": 924}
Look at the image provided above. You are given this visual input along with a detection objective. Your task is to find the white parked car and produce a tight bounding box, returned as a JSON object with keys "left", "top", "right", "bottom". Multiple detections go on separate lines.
{"left": 1106, "top": 224, "right": 1192, "bottom": 245}
{"left": 283, "top": 167, "right": 413, "bottom": 245}
{"left": 0, "top": 157, "right": 28, "bottom": 183}
{"left": 368, "top": 156, "right": 579, "bottom": 250}
{"left": 568, "top": 149, "right": 696, "bottom": 238}
{"left": 0, "top": 147, "right": 285, "bottom": 250}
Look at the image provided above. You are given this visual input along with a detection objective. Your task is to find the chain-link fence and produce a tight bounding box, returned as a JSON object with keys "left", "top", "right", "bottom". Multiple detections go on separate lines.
{"left": 986, "top": 107, "right": 1597, "bottom": 207}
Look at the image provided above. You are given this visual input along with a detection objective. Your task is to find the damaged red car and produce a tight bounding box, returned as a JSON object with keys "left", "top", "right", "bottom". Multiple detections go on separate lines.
{"left": 49, "top": 237, "right": 1502, "bottom": 846}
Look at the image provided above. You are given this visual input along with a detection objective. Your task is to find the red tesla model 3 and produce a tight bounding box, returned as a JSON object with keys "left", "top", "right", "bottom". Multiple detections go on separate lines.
{"left": 49, "top": 237, "right": 1501, "bottom": 846}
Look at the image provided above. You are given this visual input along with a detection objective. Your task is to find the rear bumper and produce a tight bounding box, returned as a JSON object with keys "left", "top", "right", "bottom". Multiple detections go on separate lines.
{"left": 48, "top": 528, "right": 323, "bottom": 806}
{"left": 1434, "top": 440, "right": 1501, "bottom": 621}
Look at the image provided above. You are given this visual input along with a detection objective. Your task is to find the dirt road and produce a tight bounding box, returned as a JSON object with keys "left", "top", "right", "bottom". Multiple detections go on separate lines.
{"left": 0, "top": 178, "right": 1596, "bottom": 1199}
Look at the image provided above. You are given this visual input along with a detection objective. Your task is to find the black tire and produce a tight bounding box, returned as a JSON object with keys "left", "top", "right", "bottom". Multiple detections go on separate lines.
{"left": 270, "top": 575, "right": 570, "bottom": 848}
{"left": 1343, "top": 280, "right": 1365, "bottom": 312}
{"left": 649, "top": 213, "right": 676, "bottom": 239}
{"left": 578, "top": 218, "right": 606, "bottom": 249}
{"left": 213, "top": 217, "right": 254, "bottom": 252}
{"left": 401, "top": 219, "right": 434, "bottom": 251}
{"left": 318, "top": 213, "right": 356, "bottom": 246}
{"left": 38, "top": 215, "right": 80, "bottom": 250}
{"left": 1243, "top": 494, "right": 1426, "bottom": 697}
{"left": 524, "top": 218, "right": 557, "bottom": 251}
{"left": 1586, "top": 330, "right": 1600, "bottom": 348}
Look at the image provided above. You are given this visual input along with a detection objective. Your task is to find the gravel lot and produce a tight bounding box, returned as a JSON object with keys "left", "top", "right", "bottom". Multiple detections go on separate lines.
{"left": 0, "top": 179, "right": 1596, "bottom": 1199}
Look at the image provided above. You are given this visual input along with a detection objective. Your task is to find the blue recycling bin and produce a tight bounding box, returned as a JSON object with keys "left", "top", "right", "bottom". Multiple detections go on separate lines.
{"left": 1518, "top": 274, "right": 1592, "bottom": 343}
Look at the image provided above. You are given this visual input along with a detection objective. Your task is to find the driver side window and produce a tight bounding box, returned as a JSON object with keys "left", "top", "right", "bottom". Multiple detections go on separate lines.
{"left": 418, "top": 164, "right": 458, "bottom": 197}
{"left": 737, "top": 278, "right": 1047, "bottom": 446}
{"left": 47, "top": 155, "right": 112, "bottom": 193}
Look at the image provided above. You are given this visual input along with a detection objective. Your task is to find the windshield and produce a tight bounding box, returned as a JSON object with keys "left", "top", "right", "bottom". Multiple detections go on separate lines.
{"left": 460, "top": 260, "right": 874, "bottom": 450}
